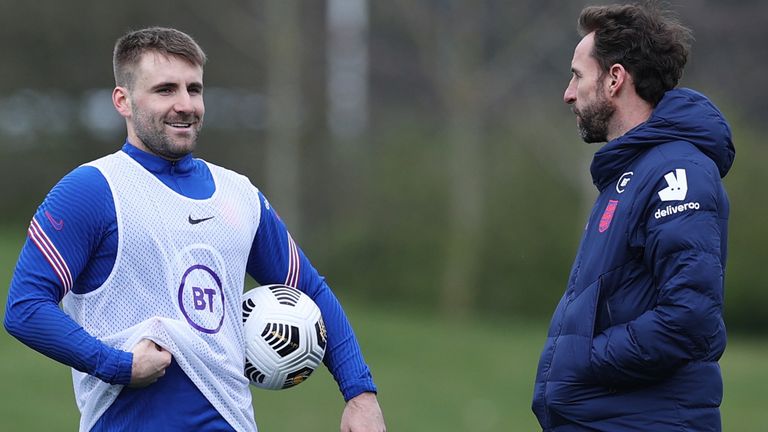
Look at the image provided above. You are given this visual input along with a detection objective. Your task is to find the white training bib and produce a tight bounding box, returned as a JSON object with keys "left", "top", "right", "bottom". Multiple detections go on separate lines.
{"left": 63, "top": 151, "right": 261, "bottom": 432}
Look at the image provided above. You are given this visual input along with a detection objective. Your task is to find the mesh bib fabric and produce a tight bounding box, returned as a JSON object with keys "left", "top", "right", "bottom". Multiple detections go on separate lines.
{"left": 63, "top": 151, "right": 260, "bottom": 432}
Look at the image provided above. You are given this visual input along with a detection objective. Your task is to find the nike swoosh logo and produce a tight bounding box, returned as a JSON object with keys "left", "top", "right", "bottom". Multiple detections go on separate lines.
{"left": 188, "top": 215, "right": 215, "bottom": 225}
{"left": 45, "top": 210, "right": 64, "bottom": 231}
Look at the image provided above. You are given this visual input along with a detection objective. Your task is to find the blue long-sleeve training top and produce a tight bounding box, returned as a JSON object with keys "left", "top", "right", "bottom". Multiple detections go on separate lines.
{"left": 5, "top": 142, "right": 376, "bottom": 431}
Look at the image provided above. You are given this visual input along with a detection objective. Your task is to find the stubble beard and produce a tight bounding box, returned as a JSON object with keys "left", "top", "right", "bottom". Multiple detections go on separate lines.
{"left": 574, "top": 90, "right": 615, "bottom": 144}
{"left": 132, "top": 106, "right": 202, "bottom": 160}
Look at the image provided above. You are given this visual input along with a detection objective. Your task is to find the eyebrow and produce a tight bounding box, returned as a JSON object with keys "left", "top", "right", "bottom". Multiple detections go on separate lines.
{"left": 150, "top": 82, "right": 178, "bottom": 90}
{"left": 149, "top": 81, "right": 204, "bottom": 91}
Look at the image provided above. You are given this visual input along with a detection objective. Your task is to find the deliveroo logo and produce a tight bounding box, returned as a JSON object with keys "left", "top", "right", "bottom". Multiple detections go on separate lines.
{"left": 658, "top": 169, "right": 688, "bottom": 201}
{"left": 654, "top": 168, "right": 701, "bottom": 220}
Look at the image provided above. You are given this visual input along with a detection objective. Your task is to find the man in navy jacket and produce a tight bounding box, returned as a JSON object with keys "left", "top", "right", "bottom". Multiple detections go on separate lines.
{"left": 532, "top": 4, "right": 734, "bottom": 431}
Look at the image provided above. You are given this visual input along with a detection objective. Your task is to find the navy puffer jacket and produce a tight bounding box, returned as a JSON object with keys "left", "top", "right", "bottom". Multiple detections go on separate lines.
{"left": 532, "top": 88, "right": 735, "bottom": 431}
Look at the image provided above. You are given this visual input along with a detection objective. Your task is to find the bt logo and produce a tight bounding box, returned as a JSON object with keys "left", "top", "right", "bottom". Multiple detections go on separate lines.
{"left": 178, "top": 264, "right": 225, "bottom": 334}
{"left": 616, "top": 172, "right": 633, "bottom": 193}
{"left": 192, "top": 286, "right": 218, "bottom": 312}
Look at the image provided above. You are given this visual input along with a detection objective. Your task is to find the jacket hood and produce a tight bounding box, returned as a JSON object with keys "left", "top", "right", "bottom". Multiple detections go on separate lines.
{"left": 590, "top": 88, "right": 735, "bottom": 190}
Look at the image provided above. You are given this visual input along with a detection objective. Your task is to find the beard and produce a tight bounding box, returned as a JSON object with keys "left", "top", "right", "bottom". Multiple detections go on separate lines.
{"left": 573, "top": 90, "right": 615, "bottom": 143}
{"left": 132, "top": 106, "right": 202, "bottom": 160}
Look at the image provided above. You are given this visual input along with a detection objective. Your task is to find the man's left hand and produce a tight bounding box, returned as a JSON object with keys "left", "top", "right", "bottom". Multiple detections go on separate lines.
{"left": 340, "top": 392, "right": 386, "bottom": 432}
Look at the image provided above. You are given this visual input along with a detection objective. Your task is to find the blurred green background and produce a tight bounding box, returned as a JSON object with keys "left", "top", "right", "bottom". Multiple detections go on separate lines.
{"left": 2, "top": 0, "right": 766, "bottom": 430}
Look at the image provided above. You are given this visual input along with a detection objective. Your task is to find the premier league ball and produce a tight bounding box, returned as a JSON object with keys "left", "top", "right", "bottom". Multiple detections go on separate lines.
{"left": 242, "top": 285, "right": 327, "bottom": 390}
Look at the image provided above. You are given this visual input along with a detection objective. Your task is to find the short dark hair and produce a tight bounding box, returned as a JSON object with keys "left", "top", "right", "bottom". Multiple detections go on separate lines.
{"left": 578, "top": 1, "right": 693, "bottom": 106}
{"left": 113, "top": 27, "right": 207, "bottom": 88}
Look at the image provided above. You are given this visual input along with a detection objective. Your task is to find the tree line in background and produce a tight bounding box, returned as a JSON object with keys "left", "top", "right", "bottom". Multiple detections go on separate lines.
{"left": 1, "top": 0, "right": 766, "bottom": 333}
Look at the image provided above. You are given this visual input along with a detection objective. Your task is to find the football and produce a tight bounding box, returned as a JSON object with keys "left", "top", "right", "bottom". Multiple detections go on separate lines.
{"left": 242, "top": 284, "right": 327, "bottom": 390}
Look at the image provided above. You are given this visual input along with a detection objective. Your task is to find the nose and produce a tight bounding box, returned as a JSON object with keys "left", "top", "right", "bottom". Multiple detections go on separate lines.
{"left": 563, "top": 79, "right": 576, "bottom": 105}
{"left": 174, "top": 90, "right": 195, "bottom": 114}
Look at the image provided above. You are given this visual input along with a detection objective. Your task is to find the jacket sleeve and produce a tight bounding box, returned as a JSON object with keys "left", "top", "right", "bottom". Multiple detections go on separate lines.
{"left": 590, "top": 160, "right": 727, "bottom": 386}
{"left": 246, "top": 191, "right": 377, "bottom": 401}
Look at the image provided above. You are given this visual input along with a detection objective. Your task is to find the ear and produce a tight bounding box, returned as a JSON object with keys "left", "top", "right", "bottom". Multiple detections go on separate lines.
{"left": 112, "top": 86, "right": 132, "bottom": 118}
{"left": 606, "top": 64, "right": 628, "bottom": 97}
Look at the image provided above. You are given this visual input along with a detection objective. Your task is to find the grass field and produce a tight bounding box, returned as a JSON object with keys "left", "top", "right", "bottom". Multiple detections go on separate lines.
{"left": 1, "top": 229, "right": 767, "bottom": 431}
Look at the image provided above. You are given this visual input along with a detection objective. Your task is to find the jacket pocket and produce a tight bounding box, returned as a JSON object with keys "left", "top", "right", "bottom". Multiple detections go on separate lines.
{"left": 545, "top": 278, "right": 604, "bottom": 416}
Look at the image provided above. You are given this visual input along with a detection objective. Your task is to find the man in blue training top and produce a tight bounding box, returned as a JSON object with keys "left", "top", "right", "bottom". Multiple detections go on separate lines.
{"left": 4, "top": 27, "right": 385, "bottom": 432}
{"left": 532, "top": 3, "right": 734, "bottom": 432}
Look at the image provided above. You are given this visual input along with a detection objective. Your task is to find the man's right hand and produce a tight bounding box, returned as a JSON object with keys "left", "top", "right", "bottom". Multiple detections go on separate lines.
{"left": 129, "top": 339, "right": 172, "bottom": 387}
